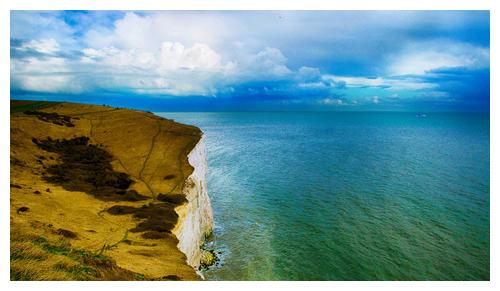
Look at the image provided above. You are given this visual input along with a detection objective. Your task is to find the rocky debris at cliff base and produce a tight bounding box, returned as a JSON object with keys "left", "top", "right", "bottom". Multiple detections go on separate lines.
{"left": 200, "top": 249, "right": 218, "bottom": 268}
{"left": 203, "top": 229, "right": 213, "bottom": 240}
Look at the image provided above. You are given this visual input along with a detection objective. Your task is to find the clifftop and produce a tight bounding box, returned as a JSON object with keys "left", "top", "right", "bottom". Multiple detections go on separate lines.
{"left": 10, "top": 100, "right": 208, "bottom": 280}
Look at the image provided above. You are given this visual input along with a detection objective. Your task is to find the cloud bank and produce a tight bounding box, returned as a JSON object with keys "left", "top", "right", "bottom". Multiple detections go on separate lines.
{"left": 11, "top": 11, "right": 490, "bottom": 111}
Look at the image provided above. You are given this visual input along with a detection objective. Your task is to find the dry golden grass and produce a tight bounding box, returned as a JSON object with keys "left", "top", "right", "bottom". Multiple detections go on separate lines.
{"left": 10, "top": 221, "right": 140, "bottom": 280}
{"left": 11, "top": 101, "right": 202, "bottom": 280}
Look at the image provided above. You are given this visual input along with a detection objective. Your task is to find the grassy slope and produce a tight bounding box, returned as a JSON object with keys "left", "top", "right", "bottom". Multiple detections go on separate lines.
{"left": 11, "top": 220, "right": 143, "bottom": 280}
{"left": 10, "top": 101, "right": 202, "bottom": 280}
{"left": 10, "top": 100, "right": 59, "bottom": 114}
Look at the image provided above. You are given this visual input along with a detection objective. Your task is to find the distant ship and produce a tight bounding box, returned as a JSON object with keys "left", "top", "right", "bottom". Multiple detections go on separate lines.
{"left": 416, "top": 113, "right": 427, "bottom": 118}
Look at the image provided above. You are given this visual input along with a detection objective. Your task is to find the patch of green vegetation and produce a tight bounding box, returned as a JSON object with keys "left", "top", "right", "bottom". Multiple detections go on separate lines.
{"left": 29, "top": 234, "right": 114, "bottom": 279}
{"left": 10, "top": 100, "right": 58, "bottom": 114}
{"left": 10, "top": 270, "right": 34, "bottom": 281}
{"left": 33, "top": 236, "right": 72, "bottom": 256}
{"left": 134, "top": 273, "right": 146, "bottom": 280}
{"left": 10, "top": 249, "right": 45, "bottom": 262}
{"left": 203, "top": 230, "right": 213, "bottom": 240}
{"left": 10, "top": 233, "right": 103, "bottom": 280}
{"left": 65, "top": 264, "right": 97, "bottom": 278}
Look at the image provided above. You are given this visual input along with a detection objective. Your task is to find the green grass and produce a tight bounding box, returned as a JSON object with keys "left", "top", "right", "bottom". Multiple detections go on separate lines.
{"left": 134, "top": 273, "right": 146, "bottom": 280}
{"left": 10, "top": 100, "right": 59, "bottom": 114}
{"left": 10, "top": 226, "right": 150, "bottom": 281}
{"left": 32, "top": 236, "right": 111, "bottom": 265}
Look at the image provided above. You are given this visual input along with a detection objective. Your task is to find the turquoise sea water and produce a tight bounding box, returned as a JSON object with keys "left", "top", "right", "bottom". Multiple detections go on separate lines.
{"left": 157, "top": 112, "right": 489, "bottom": 280}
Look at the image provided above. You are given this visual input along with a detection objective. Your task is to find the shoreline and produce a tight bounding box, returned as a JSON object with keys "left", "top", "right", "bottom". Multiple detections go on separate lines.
{"left": 173, "top": 133, "right": 214, "bottom": 276}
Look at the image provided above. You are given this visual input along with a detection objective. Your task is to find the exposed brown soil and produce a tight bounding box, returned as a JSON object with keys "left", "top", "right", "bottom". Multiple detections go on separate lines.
{"left": 141, "top": 231, "right": 168, "bottom": 239}
{"left": 106, "top": 202, "right": 181, "bottom": 237}
{"left": 24, "top": 110, "right": 75, "bottom": 127}
{"left": 32, "top": 136, "right": 148, "bottom": 202}
{"left": 162, "top": 275, "right": 182, "bottom": 281}
{"left": 57, "top": 228, "right": 78, "bottom": 239}
{"left": 11, "top": 157, "right": 26, "bottom": 167}
{"left": 17, "top": 207, "right": 29, "bottom": 214}
{"left": 157, "top": 193, "right": 187, "bottom": 204}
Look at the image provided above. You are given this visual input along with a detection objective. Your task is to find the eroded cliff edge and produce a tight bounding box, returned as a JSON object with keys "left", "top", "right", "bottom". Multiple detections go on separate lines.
{"left": 10, "top": 100, "right": 213, "bottom": 280}
{"left": 174, "top": 135, "right": 214, "bottom": 270}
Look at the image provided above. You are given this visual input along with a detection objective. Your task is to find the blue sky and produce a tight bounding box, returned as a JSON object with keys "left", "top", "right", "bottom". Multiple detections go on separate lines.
{"left": 10, "top": 11, "right": 490, "bottom": 111}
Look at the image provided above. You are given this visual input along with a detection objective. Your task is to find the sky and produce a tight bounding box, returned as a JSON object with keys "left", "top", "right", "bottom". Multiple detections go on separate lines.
{"left": 10, "top": 11, "right": 490, "bottom": 112}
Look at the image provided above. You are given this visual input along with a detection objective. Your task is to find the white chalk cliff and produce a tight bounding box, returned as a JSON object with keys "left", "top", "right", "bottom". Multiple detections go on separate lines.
{"left": 172, "top": 135, "right": 214, "bottom": 271}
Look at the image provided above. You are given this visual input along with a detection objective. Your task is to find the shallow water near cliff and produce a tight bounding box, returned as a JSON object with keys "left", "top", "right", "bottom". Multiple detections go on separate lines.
{"left": 156, "top": 112, "right": 489, "bottom": 280}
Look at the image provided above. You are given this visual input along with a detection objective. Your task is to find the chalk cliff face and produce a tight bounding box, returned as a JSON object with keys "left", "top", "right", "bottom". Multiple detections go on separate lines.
{"left": 173, "top": 135, "right": 214, "bottom": 269}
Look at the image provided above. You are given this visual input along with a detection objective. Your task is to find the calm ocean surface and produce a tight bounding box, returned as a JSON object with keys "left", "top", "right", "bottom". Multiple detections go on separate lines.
{"left": 157, "top": 112, "right": 489, "bottom": 280}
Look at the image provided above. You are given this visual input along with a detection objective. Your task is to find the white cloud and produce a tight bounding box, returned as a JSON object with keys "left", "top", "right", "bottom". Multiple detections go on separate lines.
{"left": 11, "top": 12, "right": 78, "bottom": 50}
{"left": 77, "top": 41, "right": 239, "bottom": 96}
{"left": 297, "top": 82, "right": 327, "bottom": 89}
{"left": 319, "top": 98, "right": 343, "bottom": 105}
{"left": 74, "top": 13, "right": 296, "bottom": 95}
{"left": 390, "top": 51, "right": 465, "bottom": 75}
{"left": 11, "top": 56, "right": 84, "bottom": 93}
{"left": 388, "top": 41, "right": 489, "bottom": 75}
{"left": 243, "top": 47, "right": 292, "bottom": 78}
{"left": 159, "top": 42, "right": 224, "bottom": 71}
{"left": 417, "top": 91, "right": 450, "bottom": 99}
{"left": 20, "top": 39, "right": 60, "bottom": 54}
{"left": 326, "top": 76, "right": 385, "bottom": 87}
{"left": 371, "top": 96, "right": 380, "bottom": 104}
{"left": 323, "top": 75, "right": 436, "bottom": 90}
{"left": 12, "top": 56, "right": 67, "bottom": 74}
{"left": 83, "top": 12, "right": 234, "bottom": 51}
{"left": 19, "top": 75, "right": 79, "bottom": 93}
{"left": 82, "top": 42, "right": 230, "bottom": 72}
{"left": 12, "top": 11, "right": 487, "bottom": 101}
{"left": 13, "top": 35, "right": 294, "bottom": 96}
{"left": 298, "top": 66, "right": 321, "bottom": 81}
{"left": 81, "top": 47, "right": 156, "bottom": 70}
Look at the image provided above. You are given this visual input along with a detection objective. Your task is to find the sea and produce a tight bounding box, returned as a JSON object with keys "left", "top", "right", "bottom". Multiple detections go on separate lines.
{"left": 156, "top": 112, "right": 490, "bottom": 281}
